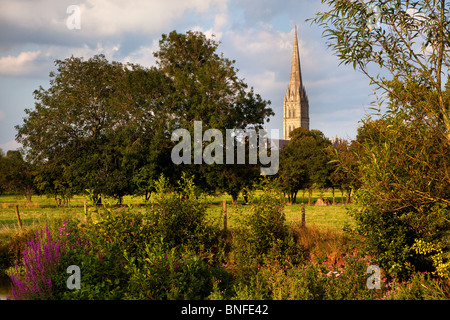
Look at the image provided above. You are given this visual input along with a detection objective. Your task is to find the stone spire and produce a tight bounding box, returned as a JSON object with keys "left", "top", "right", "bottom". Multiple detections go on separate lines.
{"left": 289, "top": 25, "right": 302, "bottom": 95}
{"left": 283, "top": 26, "right": 309, "bottom": 140}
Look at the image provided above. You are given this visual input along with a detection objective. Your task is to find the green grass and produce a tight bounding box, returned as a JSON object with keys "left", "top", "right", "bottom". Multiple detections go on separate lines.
{"left": 0, "top": 190, "right": 356, "bottom": 244}
{"left": 204, "top": 189, "right": 356, "bottom": 231}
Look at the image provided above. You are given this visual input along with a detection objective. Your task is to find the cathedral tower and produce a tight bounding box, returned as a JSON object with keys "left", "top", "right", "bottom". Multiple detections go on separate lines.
{"left": 283, "top": 26, "right": 309, "bottom": 140}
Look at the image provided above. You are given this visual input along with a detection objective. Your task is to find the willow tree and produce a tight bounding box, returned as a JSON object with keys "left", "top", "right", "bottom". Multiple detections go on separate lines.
{"left": 310, "top": 0, "right": 450, "bottom": 279}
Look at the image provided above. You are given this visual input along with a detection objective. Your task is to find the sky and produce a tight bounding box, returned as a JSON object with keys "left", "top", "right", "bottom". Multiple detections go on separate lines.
{"left": 0, "top": 0, "right": 376, "bottom": 152}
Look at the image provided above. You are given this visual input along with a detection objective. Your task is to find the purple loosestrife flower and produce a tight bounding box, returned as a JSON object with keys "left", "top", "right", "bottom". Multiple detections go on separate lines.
{"left": 9, "top": 221, "right": 70, "bottom": 300}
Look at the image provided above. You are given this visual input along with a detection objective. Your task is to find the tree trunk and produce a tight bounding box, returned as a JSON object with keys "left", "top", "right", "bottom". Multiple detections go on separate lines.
{"left": 332, "top": 187, "right": 335, "bottom": 205}
{"left": 25, "top": 186, "right": 33, "bottom": 205}
{"left": 232, "top": 194, "right": 238, "bottom": 205}
{"left": 243, "top": 189, "right": 249, "bottom": 204}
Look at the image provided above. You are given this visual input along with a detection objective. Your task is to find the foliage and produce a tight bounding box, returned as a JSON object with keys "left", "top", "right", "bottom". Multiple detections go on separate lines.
{"left": 15, "top": 30, "right": 273, "bottom": 203}
{"left": 231, "top": 185, "right": 308, "bottom": 286}
{"left": 350, "top": 112, "right": 450, "bottom": 279}
{"left": 154, "top": 30, "right": 273, "bottom": 199}
{"left": 310, "top": 0, "right": 450, "bottom": 279}
{"left": 329, "top": 138, "right": 361, "bottom": 203}
{"left": 382, "top": 272, "right": 450, "bottom": 300}
{"left": 5, "top": 178, "right": 449, "bottom": 300}
{"left": 15, "top": 55, "right": 171, "bottom": 203}
{"left": 244, "top": 187, "right": 287, "bottom": 256}
{"left": 146, "top": 174, "right": 217, "bottom": 252}
{"left": 228, "top": 251, "right": 381, "bottom": 300}
{"left": 48, "top": 175, "right": 224, "bottom": 300}
{"left": 411, "top": 239, "right": 450, "bottom": 280}
{"left": 154, "top": 30, "right": 273, "bottom": 131}
{"left": 310, "top": 0, "right": 450, "bottom": 143}
{"left": 124, "top": 242, "right": 231, "bottom": 300}
{"left": 278, "top": 128, "right": 333, "bottom": 203}
{"left": 0, "top": 150, "right": 35, "bottom": 201}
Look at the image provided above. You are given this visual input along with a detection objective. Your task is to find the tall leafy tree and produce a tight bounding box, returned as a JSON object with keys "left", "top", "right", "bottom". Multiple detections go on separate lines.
{"left": 154, "top": 30, "right": 273, "bottom": 195}
{"left": 311, "top": 0, "right": 450, "bottom": 278}
{"left": 0, "top": 150, "right": 35, "bottom": 203}
{"left": 154, "top": 30, "right": 273, "bottom": 131}
{"left": 330, "top": 138, "right": 361, "bottom": 204}
{"left": 15, "top": 55, "right": 170, "bottom": 203}
{"left": 278, "top": 128, "right": 332, "bottom": 204}
{"left": 16, "top": 30, "right": 273, "bottom": 203}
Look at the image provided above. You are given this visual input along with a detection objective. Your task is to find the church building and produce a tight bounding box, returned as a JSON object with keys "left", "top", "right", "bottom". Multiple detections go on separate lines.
{"left": 283, "top": 26, "right": 309, "bottom": 140}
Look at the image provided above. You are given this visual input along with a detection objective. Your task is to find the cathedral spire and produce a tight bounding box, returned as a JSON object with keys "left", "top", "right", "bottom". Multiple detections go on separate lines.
{"left": 283, "top": 25, "right": 309, "bottom": 140}
{"left": 289, "top": 25, "right": 302, "bottom": 95}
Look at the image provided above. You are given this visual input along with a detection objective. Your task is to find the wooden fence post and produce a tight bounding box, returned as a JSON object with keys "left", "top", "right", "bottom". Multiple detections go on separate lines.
{"left": 83, "top": 200, "right": 88, "bottom": 222}
{"left": 223, "top": 199, "right": 227, "bottom": 231}
{"left": 301, "top": 203, "right": 306, "bottom": 227}
{"left": 15, "top": 205, "right": 23, "bottom": 230}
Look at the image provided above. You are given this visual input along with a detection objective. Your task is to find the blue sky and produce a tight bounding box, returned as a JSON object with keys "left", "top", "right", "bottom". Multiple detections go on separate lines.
{"left": 0, "top": 0, "right": 375, "bottom": 152}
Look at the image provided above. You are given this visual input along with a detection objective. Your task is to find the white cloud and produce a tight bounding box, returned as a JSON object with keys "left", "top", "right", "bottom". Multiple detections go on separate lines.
{"left": 122, "top": 41, "right": 159, "bottom": 67}
{"left": 0, "top": 139, "right": 22, "bottom": 152}
{"left": 0, "top": 51, "right": 42, "bottom": 76}
{"left": 227, "top": 25, "right": 290, "bottom": 55}
{"left": 0, "top": 0, "right": 229, "bottom": 38}
{"left": 0, "top": 43, "right": 126, "bottom": 77}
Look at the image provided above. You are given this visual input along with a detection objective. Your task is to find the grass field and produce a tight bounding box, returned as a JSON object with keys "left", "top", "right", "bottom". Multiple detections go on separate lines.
{"left": 0, "top": 190, "right": 354, "bottom": 227}
{"left": 0, "top": 190, "right": 356, "bottom": 248}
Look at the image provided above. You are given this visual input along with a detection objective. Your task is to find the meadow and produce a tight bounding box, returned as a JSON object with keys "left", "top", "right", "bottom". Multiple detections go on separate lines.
{"left": 0, "top": 190, "right": 353, "bottom": 230}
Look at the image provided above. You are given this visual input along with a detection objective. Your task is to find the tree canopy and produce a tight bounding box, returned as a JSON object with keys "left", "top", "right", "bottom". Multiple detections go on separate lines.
{"left": 278, "top": 127, "right": 333, "bottom": 204}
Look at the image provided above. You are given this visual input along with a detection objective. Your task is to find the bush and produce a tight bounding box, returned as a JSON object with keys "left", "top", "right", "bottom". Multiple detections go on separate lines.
{"left": 230, "top": 187, "right": 308, "bottom": 286}
{"left": 54, "top": 204, "right": 152, "bottom": 300}
{"left": 230, "top": 251, "right": 382, "bottom": 300}
{"left": 351, "top": 113, "right": 450, "bottom": 280}
{"left": 146, "top": 174, "right": 214, "bottom": 253}
{"left": 53, "top": 175, "right": 225, "bottom": 300}
{"left": 1, "top": 227, "right": 37, "bottom": 272}
{"left": 124, "top": 241, "right": 231, "bottom": 300}
{"left": 239, "top": 186, "right": 286, "bottom": 258}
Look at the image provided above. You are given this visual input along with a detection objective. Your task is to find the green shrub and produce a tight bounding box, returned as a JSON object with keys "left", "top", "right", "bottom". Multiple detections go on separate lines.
{"left": 55, "top": 175, "right": 226, "bottom": 300}
{"left": 229, "top": 250, "right": 385, "bottom": 300}
{"left": 124, "top": 241, "right": 231, "bottom": 300}
{"left": 51, "top": 206, "right": 152, "bottom": 300}
{"left": 146, "top": 174, "right": 214, "bottom": 253}
{"left": 231, "top": 187, "right": 307, "bottom": 286}
{"left": 320, "top": 252, "right": 380, "bottom": 300}
{"left": 351, "top": 113, "right": 450, "bottom": 280}
{"left": 237, "top": 187, "right": 286, "bottom": 258}
{"left": 349, "top": 202, "right": 450, "bottom": 280}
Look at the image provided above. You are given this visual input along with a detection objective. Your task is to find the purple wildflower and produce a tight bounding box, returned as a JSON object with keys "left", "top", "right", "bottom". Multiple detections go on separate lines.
{"left": 9, "top": 221, "right": 70, "bottom": 300}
